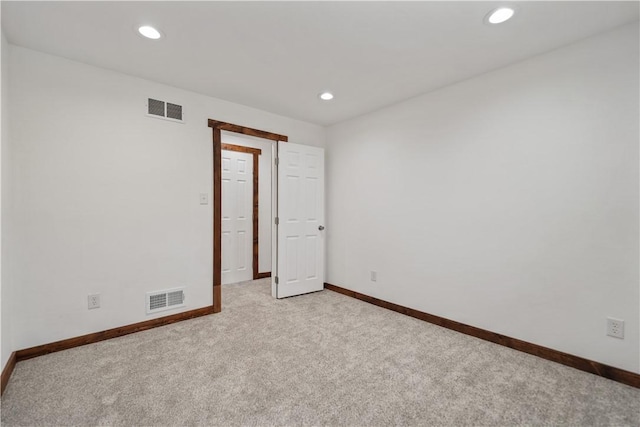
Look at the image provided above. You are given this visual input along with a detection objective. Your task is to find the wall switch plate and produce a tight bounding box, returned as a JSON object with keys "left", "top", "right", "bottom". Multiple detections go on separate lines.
{"left": 88, "top": 294, "right": 100, "bottom": 309}
{"left": 607, "top": 317, "right": 624, "bottom": 339}
{"left": 370, "top": 271, "right": 377, "bottom": 282}
{"left": 199, "top": 193, "right": 208, "bottom": 205}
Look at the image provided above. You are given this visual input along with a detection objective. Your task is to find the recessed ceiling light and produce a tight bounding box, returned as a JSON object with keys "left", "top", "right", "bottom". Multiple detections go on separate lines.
{"left": 319, "top": 92, "right": 334, "bottom": 101}
{"left": 486, "top": 7, "right": 515, "bottom": 24}
{"left": 138, "top": 25, "right": 162, "bottom": 40}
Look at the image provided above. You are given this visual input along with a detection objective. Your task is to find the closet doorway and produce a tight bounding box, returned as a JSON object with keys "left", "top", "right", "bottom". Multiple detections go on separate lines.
{"left": 209, "top": 120, "right": 286, "bottom": 312}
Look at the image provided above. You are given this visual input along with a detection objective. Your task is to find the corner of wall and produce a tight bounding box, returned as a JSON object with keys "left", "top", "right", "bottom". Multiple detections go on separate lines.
{"left": 1, "top": 30, "right": 15, "bottom": 371}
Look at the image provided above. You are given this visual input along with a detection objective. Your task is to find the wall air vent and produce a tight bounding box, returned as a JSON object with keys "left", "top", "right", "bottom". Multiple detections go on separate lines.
{"left": 166, "top": 102, "right": 183, "bottom": 121}
{"left": 148, "top": 98, "right": 165, "bottom": 117}
{"left": 146, "top": 98, "right": 184, "bottom": 123}
{"left": 146, "top": 287, "right": 186, "bottom": 314}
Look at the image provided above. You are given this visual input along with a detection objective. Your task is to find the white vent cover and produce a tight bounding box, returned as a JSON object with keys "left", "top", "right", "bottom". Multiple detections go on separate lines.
{"left": 146, "top": 98, "right": 184, "bottom": 123}
{"left": 166, "top": 102, "right": 183, "bottom": 121}
{"left": 146, "top": 287, "right": 186, "bottom": 314}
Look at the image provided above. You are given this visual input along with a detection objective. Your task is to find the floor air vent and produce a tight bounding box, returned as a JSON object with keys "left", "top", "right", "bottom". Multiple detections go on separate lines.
{"left": 146, "top": 98, "right": 184, "bottom": 123}
{"left": 146, "top": 287, "right": 186, "bottom": 314}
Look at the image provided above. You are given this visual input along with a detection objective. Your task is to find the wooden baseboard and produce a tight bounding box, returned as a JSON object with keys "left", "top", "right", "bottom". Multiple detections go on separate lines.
{"left": 324, "top": 283, "right": 640, "bottom": 389}
{"left": 255, "top": 272, "right": 272, "bottom": 279}
{"left": 15, "top": 306, "right": 215, "bottom": 362}
{"left": 1, "top": 352, "right": 17, "bottom": 396}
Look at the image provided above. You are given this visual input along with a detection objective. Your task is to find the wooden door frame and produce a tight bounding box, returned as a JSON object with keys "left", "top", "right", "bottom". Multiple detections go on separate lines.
{"left": 208, "top": 119, "right": 288, "bottom": 313}
{"left": 221, "top": 143, "right": 271, "bottom": 281}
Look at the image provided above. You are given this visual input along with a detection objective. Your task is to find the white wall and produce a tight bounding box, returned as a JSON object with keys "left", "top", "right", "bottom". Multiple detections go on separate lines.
{"left": 326, "top": 23, "right": 639, "bottom": 373}
{"left": 1, "top": 31, "right": 14, "bottom": 370}
{"left": 222, "top": 132, "right": 273, "bottom": 274}
{"left": 7, "top": 45, "right": 324, "bottom": 351}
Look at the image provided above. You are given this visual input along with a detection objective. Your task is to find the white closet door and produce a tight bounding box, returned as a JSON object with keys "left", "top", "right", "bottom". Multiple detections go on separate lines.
{"left": 222, "top": 150, "right": 253, "bottom": 285}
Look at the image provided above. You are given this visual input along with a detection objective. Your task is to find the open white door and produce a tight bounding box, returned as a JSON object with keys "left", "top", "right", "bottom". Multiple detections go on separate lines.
{"left": 275, "top": 142, "right": 325, "bottom": 298}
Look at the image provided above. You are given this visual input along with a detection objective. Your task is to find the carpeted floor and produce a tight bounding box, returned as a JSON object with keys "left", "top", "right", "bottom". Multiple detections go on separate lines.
{"left": 2, "top": 278, "right": 639, "bottom": 426}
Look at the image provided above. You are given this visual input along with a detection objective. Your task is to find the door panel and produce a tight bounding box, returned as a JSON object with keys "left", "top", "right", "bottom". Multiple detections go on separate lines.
{"left": 222, "top": 150, "right": 253, "bottom": 285}
{"left": 276, "top": 143, "right": 325, "bottom": 298}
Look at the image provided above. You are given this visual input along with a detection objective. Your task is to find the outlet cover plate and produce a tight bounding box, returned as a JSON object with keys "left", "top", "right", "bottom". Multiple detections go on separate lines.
{"left": 607, "top": 317, "right": 624, "bottom": 339}
{"left": 88, "top": 294, "right": 101, "bottom": 310}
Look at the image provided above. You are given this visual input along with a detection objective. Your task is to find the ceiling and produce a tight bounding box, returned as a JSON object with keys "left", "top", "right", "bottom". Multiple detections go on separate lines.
{"left": 2, "top": 1, "right": 638, "bottom": 126}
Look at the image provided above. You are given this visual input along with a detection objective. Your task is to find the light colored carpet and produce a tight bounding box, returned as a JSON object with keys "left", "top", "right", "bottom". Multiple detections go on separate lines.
{"left": 2, "top": 278, "right": 639, "bottom": 426}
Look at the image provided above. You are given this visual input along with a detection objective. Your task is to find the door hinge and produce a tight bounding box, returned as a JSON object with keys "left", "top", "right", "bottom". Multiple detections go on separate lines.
{"left": 275, "top": 157, "right": 279, "bottom": 166}
{"left": 275, "top": 276, "right": 279, "bottom": 284}
{"left": 275, "top": 217, "right": 279, "bottom": 225}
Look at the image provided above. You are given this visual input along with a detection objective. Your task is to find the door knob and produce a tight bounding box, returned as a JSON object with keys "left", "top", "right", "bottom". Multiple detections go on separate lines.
{"left": 318, "top": 225, "right": 325, "bottom": 231}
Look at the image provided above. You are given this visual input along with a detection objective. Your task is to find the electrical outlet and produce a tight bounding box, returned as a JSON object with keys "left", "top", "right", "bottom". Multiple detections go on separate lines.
{"left": 88, "top": 294, "right": 101, "bottom": 310}
{"left": 199, "top": 193, "right": 208, "bottom": 205}
{"left": 607, "top": 317, "right": 624, "bottom": 339}
{"left": 370, "top": 271, "right": 377, "bottom": 282}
